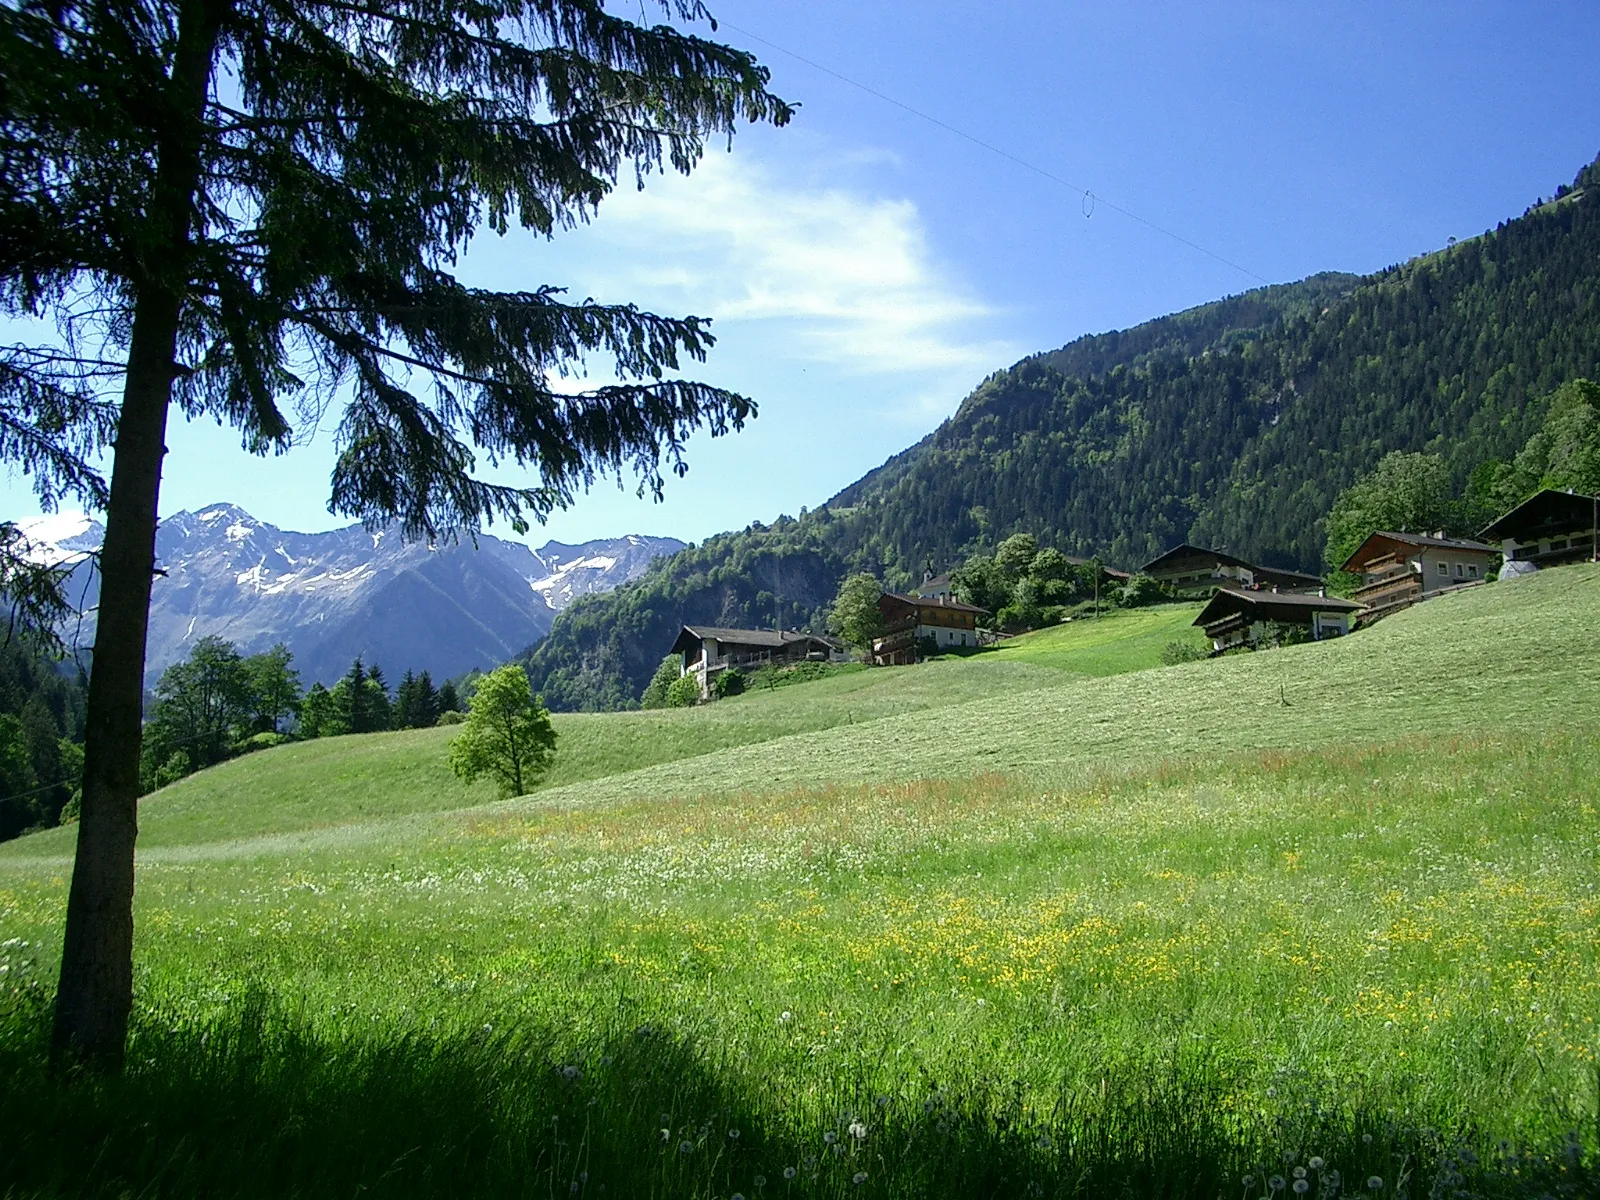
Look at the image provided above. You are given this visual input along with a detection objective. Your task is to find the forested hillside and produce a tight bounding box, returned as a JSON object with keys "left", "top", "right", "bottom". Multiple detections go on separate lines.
{"left": 524, "top": 156, "right": 1600, "bottom": 709}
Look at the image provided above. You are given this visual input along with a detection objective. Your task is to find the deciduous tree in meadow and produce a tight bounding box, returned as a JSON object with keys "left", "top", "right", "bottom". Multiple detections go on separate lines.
{"left": 828, "top": 573, "right": 885, "bottom": 659}
{"left": 446, "top": 664, "right": 556, "bottom": 797}
{"left": 0, "top": 0, "right": 790, "bottom": 1066}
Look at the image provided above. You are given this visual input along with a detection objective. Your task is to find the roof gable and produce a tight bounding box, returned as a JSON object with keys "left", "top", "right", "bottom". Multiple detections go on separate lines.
{"left": 1479, "top": 488, "right": 1600, "bottom": 541}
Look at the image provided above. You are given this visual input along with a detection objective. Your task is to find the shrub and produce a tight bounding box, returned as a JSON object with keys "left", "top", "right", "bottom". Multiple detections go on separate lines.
{"left": 1118, "top": 573, "right": 1170, "bottom": 608}
{"left": 436, "top": 710, "right": 466, "bottom": 726}
{"left": 665, "top": 674, "right": 700, "bottom": 707}
{"left": 237, "top": 731, "right": 290, "bottom": 754}
{"left": 640, "top": 655, "right": 683, "bottom": 709}
{"left": 711, "top": 669, "right": 745, "bottom": 699}
{"left": 1160, "top": 640, "right": 1209, "bottom": 665}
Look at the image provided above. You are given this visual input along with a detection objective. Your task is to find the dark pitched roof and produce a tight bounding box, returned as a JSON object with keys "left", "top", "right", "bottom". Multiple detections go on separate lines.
{"left": 1340, "top": 530, "right": 1498, "bottom": 572}
{"left": 670, "top": 626, "right": 843, "bottom": 656}
{"left": 880, "top": 591, "right": 989, "bottom": 615}
{"left": 1140, "top": 543, "right": 1321, "bottom": 585}
{"left": 1193, "top": 586, "right": 1363, "bottom": 628}
{"left": 1478, "top": 488, "right": 1600, "bottom": 542}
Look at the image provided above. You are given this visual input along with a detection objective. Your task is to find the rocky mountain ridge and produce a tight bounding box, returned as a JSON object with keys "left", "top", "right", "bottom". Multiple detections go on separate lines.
{"left": 16, "top": 507, "right": 682, "bottom": 685}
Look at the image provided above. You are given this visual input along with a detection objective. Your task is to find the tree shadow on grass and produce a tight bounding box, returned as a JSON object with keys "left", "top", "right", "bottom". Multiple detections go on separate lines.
{"left": 0, "top": 988, "right": 1591, "bottom": 1199}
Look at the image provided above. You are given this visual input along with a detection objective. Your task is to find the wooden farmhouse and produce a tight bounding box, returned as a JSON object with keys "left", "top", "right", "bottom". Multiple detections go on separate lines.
{"left": 1479, "top": 488, "right": 1599, "bottom": 569}
{"left": 671, "top": 626, "right": 847, "bottom": 699}
{"left": 873, "top": 592, "right": 988, "bottom": 665}
{"left": 1339, "top": 531, "right": 1498, "bottom": 621}
{"left": 1140, "top": 543, "right": 1323, "bottom": 594}
{"left": 1193, "top": 587, "right": 1364, "bottom": 653}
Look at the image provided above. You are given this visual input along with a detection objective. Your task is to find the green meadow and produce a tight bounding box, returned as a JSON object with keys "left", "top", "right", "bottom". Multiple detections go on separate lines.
{"left": 3, "top": 568, "right": 1599, "bottom": 1198}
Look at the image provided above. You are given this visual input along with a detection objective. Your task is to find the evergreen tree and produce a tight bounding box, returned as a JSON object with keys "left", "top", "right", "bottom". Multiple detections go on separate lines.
{"left": 8, "top": 0, "right": 792, "bottom": 1067}
{"left": 412, "top": 672, "right": 440, "bottom": 729}
{"left": 364, "top": 666, "right": 393, "bottom": 733}
{"left": 336, "top": 660, "right": 370, "bottom": 734}
{"left": 437, "top": 681, "right": 463, "bottom": 716}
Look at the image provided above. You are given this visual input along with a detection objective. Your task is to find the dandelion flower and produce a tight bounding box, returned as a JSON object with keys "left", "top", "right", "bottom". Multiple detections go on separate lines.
{"left": 732, "top": 1195, "right": 745, "bottom": 1200}
{"left": 1269, "top": 1175, "right": 1286, "bottom": 1191}
{"left": 1266, "top": 1087, "right": 1278, "bottom": 1099}
{"left": 1362, "top": 1134, "right": 1373, "bottom": 1145}
{"left": 875, "top": 1096, "right": 889, "bottom": 1108}
{"left": 754, "top": 1176, "right": 766, "bottom": 1188}
{"left": 561, "top": 1065, "right": 581, "bottom": 1081}
{"left": 679, "top": 1141, "right": 694, "bottom": 1155}
{"left": 569, "top": 1185, "right": 578, "bottom": 1195}
{"left": 660, "top": 1129, "right": 670, "bottom": 1142}
{"left": 1242, "top": 1176, "right": 1255, "bottom": 1189}
{"left": 1309, "top": 1158, "right": 1324, "bottom": 1171}
{"left": 784, "top": 1167, "right": 797, "bottom": 1180}
{"left": 852, "top": 1172, "right": 868, "bottom": 1186}
{"left": 1366, "top": 1177, "right": 1383, "bottom": 1192}
{"left": 823, "top": 1131, "right": 837, "bottom": 1145}
{"left": 1293, "top": 1167, "right": 1307, "bottom": 1179}
{"left": 779, "top": 1011, "right": 792, "bottom": 1023}
{"left": 848, "top": 1120, "right": 868, "bottom": 1141}
{"left": 728, "top": 1129, "right": 740, "bottom": 1141}
{"left": 1293, "top": 1182, "right": 1309, "bottom": 1195}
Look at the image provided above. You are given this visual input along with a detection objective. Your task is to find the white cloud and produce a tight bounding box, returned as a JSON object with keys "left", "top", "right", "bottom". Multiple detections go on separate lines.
{"left": 563, "top": 151, "right": 1018, "bottom": 377}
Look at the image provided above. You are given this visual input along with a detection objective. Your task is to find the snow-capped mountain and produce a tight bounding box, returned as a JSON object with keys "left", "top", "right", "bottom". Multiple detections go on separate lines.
{"left": 528, "top": 535, "right": 686, "bottom": 610}
{"left": 16, "top": 506, "right": 683, "bottom": 685}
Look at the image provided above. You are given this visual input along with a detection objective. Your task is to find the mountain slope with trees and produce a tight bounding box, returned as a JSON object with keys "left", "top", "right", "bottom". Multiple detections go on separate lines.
{"left": 524, "top": 155, "right": 1600, "bottom": 710}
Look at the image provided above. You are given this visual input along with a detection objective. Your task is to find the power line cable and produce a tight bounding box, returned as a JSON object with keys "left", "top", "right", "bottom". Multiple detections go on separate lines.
{"left": 721, "top": 20, "right": 1272, "bottom": 286}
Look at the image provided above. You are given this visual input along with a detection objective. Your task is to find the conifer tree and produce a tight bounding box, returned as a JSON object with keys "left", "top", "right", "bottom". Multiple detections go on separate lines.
{"left": 7, "top": 0, "right": 788, "bottom": 1066}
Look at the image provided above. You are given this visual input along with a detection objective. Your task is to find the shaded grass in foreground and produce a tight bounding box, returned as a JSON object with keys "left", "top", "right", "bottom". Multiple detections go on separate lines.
{"left": 1, "top": 991, "right": 1584, "bottom": 1200}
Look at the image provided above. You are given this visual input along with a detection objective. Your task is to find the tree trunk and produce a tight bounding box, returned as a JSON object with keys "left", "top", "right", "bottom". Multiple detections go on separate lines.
{"left": 50, "top": 0, "right": 224, "bottom": 1071}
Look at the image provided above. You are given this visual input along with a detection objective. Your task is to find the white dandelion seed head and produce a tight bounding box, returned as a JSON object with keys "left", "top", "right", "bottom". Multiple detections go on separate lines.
{"left": 561, "top": 1065, "right": 580, "bottom": 1081}
{"left": 1309, "top": 1157, "right": 1325, "bottom": 1171}
{"left": 679, "top": 1141, "right": 694, "bottom": 1155}
{"left": 848, "top": 1120, "right": 867, "bottom": 1141}
{"left": 1366, "top": 1177, "right": 1383, "bottom": 1191}
{"left": 852, "top": 1172, "right": 868, "bottom": 1186}
{"left": 1362, "top": 1134, "right": 1373, "bottom": 1144}
{"left": 754, "top": 1176, "right": 766, "bottom": 1188}
{"left": 1293, "top": 1181, "right": 1309, "bottom": 1194}
{"left": 779, "top": 1011, "right": 792, "bottom": 1022}
{"left": 823, "top": 1131, "right": 837, "bottom": 1144}
{"left": 1266, "top": 1087, "right": 1278, "bottom": 1099}
{"left": 1269, "top": 1175, "right": 1286, "bottom": 1191}
{"left": 784, "top": 1167, "right": 797, "bottom": 1180}
{"left": 1293, "top": 1167, "right": 1307, "bottom": 1179}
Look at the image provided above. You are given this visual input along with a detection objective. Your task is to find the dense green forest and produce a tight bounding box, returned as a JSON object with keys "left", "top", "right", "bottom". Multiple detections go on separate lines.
{"left": 526, "top": 155, "right": 1600, "bottom": 710}
{"left": 0, "top": 643, "right": 86, "bottom": 839}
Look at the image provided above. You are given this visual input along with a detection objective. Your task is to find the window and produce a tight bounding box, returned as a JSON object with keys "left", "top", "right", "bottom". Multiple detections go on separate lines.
{"left": 1454, "top": 563, "right": 1464, "bottom": 578}
{"left": 1467, "top": 564, "right": 1478, "bottom": 578}
{"left": 1436, "top": 561, "right": 1448, "bottom": 577}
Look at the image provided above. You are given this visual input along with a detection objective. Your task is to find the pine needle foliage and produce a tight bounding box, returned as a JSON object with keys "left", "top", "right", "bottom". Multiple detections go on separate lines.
{"left": 0, "top": 0, "right": 791, "bottom": 1067}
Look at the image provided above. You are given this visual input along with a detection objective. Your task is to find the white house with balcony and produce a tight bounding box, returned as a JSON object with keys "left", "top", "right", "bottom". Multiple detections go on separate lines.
{"left": 670, "top": 625, "right": 847, "bottom": 699}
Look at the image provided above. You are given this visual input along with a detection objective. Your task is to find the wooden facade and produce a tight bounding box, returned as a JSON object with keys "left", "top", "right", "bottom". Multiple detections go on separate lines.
{"left": 1479, "top": 489, "right": 1600, "bottom": 569}
{"left": 872, "top": 592, "right": 988, "bottom": 665}
{"left": 1340, "top": 531, "right": 1498, "bottom": 623}
{"left": 1140, "top": 543, "right": 1322, "bottom": 594}
{"left": 1193, "top": 588, "right": 1364, "bottom": 653}
{"left": 671, "top": 626, "right": 847, "bottom": 698}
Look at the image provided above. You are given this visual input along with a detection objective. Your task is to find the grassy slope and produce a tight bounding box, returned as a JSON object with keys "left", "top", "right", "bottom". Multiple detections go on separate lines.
{"left": 1, "top": 657, "right": 1066, "bottom": 855}
{"left": 1, "top": 570, "right": 1597, "bottom": 1198}
{"left": 977, "top": 602, "right": 1207, "bottom": 674}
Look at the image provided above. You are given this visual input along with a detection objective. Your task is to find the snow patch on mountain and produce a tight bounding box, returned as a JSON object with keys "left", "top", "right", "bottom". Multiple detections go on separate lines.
{"left": 13, "top": 506, "right": 683, "bottom": 683}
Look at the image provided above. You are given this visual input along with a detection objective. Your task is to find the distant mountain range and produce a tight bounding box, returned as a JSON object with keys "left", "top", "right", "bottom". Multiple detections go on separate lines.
{"left": 17, "top": 507, "right": 682, "bottom": 686}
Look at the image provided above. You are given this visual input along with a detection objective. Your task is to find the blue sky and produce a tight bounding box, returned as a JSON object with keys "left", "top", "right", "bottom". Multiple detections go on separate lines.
{"left": 6, "top": 1, "right": 1600, "bottom": 547}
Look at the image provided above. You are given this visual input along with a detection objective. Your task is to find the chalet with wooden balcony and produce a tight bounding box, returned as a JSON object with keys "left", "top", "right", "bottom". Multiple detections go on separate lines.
{"left": 1140, "top": 543, "right": 1323, "bottom": 594}
{"left": 672, "top": 626, "right": 847, "bottom": 698}
{"left": 872, "top": 592, "right": 988, "bottom": 666}
{"left": 1193, "top": 587, "right": 1364, "bottom": 653}
{"left": 1339, "top": 531, "right": 1499, "bottom": 622}
{"left": 1479, "top": 488, "right": 1599, "bottom": 570}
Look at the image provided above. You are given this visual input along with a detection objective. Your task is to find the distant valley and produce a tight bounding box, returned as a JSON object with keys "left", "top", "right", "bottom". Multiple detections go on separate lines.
{"left": 19, "top": 507, "right": 682, "bottom": 685}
